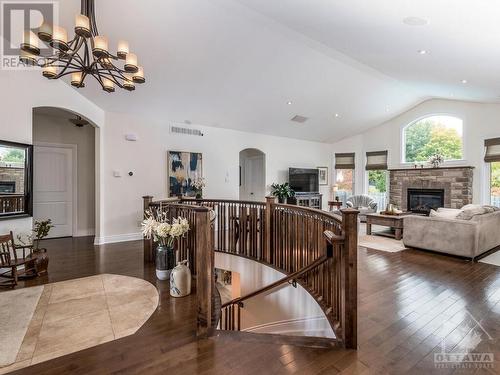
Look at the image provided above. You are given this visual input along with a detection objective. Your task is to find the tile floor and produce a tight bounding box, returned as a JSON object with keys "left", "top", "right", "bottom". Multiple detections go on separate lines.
{"left": 0, "top": 274, "right": 159, "bottom": 374}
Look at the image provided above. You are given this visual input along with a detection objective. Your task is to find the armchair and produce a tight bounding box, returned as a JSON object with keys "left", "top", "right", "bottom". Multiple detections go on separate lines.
{"left": 0, "top": 232, "right": 37, "bottom": 288}
{"left": 346, "top": 195, "right": 378, "bottom": 222}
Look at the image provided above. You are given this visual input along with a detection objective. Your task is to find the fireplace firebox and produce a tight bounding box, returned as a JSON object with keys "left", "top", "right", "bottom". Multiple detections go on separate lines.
{"left": 0, "top": 181, "right": 15, "bottom": 194}
{"left": 407, "top": 188, "right": 445, "bottom": 215}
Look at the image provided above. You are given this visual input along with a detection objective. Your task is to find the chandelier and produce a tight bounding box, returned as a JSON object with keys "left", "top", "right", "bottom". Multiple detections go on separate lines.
{"left": 19, "top": 0, "right": 145, "bottom": 93}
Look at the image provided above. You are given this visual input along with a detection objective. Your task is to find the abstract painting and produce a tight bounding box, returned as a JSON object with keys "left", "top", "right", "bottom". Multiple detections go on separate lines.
{"left": 167, "top": 151, "right": 203, "bottom": 197}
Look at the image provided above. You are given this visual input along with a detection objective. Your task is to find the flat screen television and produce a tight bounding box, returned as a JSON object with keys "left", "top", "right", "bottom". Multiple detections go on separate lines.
{"left": 289, "top": 168, "right": 319, "bottom": 193}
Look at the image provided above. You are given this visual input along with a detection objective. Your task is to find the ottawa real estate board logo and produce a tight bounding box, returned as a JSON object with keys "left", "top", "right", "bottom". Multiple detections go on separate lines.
{"left": 1, "top": 1, "right": 58, "bottom": 70}
{"left": 434, "top": 309, "right": 495, "bottom": 369}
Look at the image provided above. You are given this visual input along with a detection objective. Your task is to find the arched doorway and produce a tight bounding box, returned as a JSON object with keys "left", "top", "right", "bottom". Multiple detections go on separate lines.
{"left": 32, "top": 107, "right": 97, "bottom": 238}
{"left": 239, "top": 148, "right": 266, "bottom": 202}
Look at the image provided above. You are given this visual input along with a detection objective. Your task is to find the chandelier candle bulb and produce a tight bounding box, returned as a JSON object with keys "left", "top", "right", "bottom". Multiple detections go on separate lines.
{"left": 132, "top": 67, "right": 145, "bottom": 83}
{"left": 37, "top": 21, "right": 53, "bottom": 42}
{"left": 21, "top": 30, "right": 40, "bottom": 55}
{"left": 42, "top": 65, "right": 57, "bottom": 78}
{"left": 124, "top": 53, "right": 138, "bottom": 73}
{"left": 50, "top": 25, "right": 69, "bottom": 51}
{"left": 102, "top": 77, "right": 115, "bottom": 93}
{"left": 75, "top": 14, "right": 91, "bottom": 37}
{"left": 123, "top": 75, "right": 135, "bottom": 91}
{"left": 93, "top": 36, "right": 109, "bottom": 58}
{"left": 19, "top": 50, "right": 37, "bottom": 66}
{"left": 71, "top": 72, "right": 84, "bottom": 87}
{"left": 117, "top": 40, "right": 129, "bottom": 59}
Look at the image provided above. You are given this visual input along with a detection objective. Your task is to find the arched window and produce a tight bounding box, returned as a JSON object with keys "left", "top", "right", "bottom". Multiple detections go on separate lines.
{"left": 403, "top": 115, "right": 464, "bottom": 163}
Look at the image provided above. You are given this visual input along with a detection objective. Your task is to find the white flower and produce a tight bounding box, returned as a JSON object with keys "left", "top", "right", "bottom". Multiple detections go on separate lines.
{"left": 192, "top": 177, "right": 206, "bottom": 190}
{"left": 156, "top": 222, "right": 171, "bottom": 238}
{"left": 141, "top": 217, "right": 157, "bottom": 239}
{"left": 179, "top": 218, "right": 190, "bottom": 232}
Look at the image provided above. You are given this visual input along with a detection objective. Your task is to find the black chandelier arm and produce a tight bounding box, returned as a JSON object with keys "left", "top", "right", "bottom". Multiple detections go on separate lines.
{"left": 97, "top": 70, "right": 127, "bottom": 85}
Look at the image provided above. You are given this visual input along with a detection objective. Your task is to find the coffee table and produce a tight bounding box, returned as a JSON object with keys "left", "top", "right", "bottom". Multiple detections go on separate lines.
{"left": 365, "top": 213, "right": 414, "bottom": 240}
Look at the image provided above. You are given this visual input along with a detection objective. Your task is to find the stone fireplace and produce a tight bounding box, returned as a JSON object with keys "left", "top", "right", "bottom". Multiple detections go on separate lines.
{"left": 389, "top": 166, "right": 473, "bottom": 212}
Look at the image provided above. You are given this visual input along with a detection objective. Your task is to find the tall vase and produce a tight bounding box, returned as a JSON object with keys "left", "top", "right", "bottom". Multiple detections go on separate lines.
{"left": 155, "top": 245, "right": 175, "bottom": 280}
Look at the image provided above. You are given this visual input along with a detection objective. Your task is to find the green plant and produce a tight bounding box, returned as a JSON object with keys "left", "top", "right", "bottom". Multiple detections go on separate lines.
{"left": 271, "top": 182, "right": 295, "bottom": 202}
{"left": 32, "top": 219, "right": 54, "bottom": 250}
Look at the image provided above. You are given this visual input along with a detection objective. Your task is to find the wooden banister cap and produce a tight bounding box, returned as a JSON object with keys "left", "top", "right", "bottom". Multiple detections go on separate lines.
{"left": 340, "top": 208, "right": 359, "bottom": 214}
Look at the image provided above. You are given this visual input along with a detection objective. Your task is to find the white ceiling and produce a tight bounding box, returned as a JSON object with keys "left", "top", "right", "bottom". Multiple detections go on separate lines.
{"left": 53, "top": 0, "right": 500, "bottom": 142}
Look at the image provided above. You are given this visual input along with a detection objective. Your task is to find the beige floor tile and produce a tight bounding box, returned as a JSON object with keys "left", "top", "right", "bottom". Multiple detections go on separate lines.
{"left": 0, "top": 359, "right": 32, "bottom": 374}
{"left": 29, "top": 300, "right": 48, "bottom": 327}
{"left": 49, "top": 275, "right": 104, "bottom": 304}
{"left": 43, "top": 294, "right": 108, "bottom": 324}
{"left": 15, "top": 321, "right": 42, "bottom": 362}
{"left": 33, "top": 309, "right": 114, "bottom": 358}
{"left": 108, "top": 298, "right": 158, "bottom": 339}
{"left": 30, "top": 334, "right": 114, "bottom": 365}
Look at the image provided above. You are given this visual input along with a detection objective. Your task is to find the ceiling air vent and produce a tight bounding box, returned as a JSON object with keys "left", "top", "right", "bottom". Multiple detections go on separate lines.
{"left": 170, "top": 125, "right": 204, "bottom": 137}
{"left": 291, "top": 115, "right": 308, "bottom": 123}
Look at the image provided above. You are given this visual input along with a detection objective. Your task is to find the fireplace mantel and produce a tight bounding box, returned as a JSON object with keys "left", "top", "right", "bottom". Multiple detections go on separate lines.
{"left": 388, "top": 166, "right": 474, "bottom": 172}
{"left": 389, "top": 166, "right": 473, "bottom": 211}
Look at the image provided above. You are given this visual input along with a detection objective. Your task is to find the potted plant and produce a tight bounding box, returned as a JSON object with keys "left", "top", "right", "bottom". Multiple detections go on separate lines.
{"left": 428, "top": 153, "right": 444, "bottom": 168}
{"left": 271, "top": 182, "right": 295, "bottom": 204}
{"left": 142, "top": 210, "right": 190, "bottom": 280}
{"left": 17, "top": 219, "right": 54, "bottom": 276}
{"left": 192, "top": 177, "right": 205, "bottom": 199}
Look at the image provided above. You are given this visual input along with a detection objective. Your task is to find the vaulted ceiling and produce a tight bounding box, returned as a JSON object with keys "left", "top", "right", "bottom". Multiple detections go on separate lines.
{"left": 54, "top": 0, "right": 499, "bottom": 142}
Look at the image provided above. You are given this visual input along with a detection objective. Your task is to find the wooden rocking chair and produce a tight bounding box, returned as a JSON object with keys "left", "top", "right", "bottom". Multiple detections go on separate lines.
{"left": 0, "top": 232, "right": 37, "bottom": 288}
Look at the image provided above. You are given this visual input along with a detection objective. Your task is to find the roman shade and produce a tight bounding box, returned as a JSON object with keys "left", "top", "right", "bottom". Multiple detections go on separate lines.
{"left": 365, "top": 150, "right": 388, "bottom": 170}
{"left": 335, "top": 153, "right": 355, "bottom": 169}
{"left": 485, "top": 138, "right": 500, "bottom": 162}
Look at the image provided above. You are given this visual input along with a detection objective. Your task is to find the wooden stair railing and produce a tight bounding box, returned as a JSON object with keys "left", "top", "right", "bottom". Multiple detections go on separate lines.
{"left": 142, "top": 196, "right": 358, "bottom": 349}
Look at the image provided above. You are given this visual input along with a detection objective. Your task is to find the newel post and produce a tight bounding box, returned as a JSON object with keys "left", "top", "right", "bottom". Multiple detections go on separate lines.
{"left": 196, "top": 208, "right": 213, "bottom": 338}
{"left": 142, "top": 196, "right": 154, "bottom": 262}
{"left": 341, "top": 208, "right": 358, "bottom": 349}
{"left": 264, "top": 196, "right": 276, "bottom": 264}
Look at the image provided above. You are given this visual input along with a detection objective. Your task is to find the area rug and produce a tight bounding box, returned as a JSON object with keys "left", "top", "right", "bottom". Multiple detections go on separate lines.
{"left": 0, "top": 274, "right": 159, "bottom": 374}
{"left": 358, "top": 223, "right": 408, "bottom": 253}
{"left": 479, "top": 251, "right": 500, "bottom": 267}
{"left": 0, "top": 286, "right": 43, "bottom": 367}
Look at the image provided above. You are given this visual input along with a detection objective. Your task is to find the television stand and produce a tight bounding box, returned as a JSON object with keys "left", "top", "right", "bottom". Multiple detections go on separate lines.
{"left": 292, "top": 193, "right": 322, "bottom": 209}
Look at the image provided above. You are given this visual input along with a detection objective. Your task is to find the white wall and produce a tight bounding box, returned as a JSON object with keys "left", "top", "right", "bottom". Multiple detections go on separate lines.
{"left": 32, "top": 112, "right": 96, "bottom": 236}
{"left": 0, "top": 70, "right": 105, "bottom": 237}
{"left": 215, "top": 252, "right": 334, "bottom": 338}
{"left": 100, "top": 111, "right": 333, "bottom": 242}
{"left": 331, "top": 99, "right": 500, "bottom": 204}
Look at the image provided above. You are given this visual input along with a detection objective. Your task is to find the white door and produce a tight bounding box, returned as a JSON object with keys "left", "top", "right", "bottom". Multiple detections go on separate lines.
{"left": 243, "top": 155, "right": 265, "bottom": 201}
{"left": 34, "top": 146, "right": 74, "bottom": 238}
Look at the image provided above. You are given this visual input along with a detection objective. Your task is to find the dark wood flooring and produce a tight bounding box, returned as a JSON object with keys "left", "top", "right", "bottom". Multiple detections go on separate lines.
{"left": 6, "top": 237, "right": 500, "bottom": 374}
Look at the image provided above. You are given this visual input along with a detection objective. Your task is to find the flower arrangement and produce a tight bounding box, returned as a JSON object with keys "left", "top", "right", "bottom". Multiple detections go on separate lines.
{"left": 141, "top": 210, "right": 190, "bottom": 247}
{"left": 428, "top": 153, "right": 444, "bottom": 168}
{"left": 192, "top": 177, "right": 205, "bottom": 198}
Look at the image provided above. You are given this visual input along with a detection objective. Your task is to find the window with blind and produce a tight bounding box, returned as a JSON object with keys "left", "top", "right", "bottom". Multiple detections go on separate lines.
{"left": 366, "top": 151, "right": 388, "bottom": 212}
{"left": 485, "top": 138, "right": 500, "bottom": 207}
{"left": 334, "top": 153, "right": 355, "bottom": 205}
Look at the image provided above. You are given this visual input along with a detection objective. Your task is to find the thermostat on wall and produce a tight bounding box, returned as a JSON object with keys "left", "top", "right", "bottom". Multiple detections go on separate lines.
{"left": 125, "top": 133, "right": 138, "bottom": 141}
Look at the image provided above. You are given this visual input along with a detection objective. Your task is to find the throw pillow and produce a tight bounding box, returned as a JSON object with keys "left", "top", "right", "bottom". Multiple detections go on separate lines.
{"left": 456, "top": 206, "right": 488, "bottom": 220}
{"left": 429, "top": 208, "right": 461, "bottom": 219}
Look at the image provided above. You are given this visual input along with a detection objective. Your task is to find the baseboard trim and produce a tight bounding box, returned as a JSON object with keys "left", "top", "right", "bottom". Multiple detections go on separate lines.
{"left": 74, "top": 229, "right": 95, "bottom": 237}
{"left": 94, "top": 233, "right": 142, "bottom": 245}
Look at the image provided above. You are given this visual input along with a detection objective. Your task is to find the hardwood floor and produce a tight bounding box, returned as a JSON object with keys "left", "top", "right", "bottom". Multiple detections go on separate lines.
{"left": 6, "top": 237, "right": 500, "bottom": 374}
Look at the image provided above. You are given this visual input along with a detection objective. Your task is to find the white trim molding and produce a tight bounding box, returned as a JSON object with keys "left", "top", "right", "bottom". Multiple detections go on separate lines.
{"left": 94, "top": 232, "right": 143, "bottom": 245}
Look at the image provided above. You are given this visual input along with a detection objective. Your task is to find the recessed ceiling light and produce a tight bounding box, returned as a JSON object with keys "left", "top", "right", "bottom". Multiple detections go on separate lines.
{"left": 461, "top": 79, "right": 468, "bottom": 84}
{"left": 334, "top": 113, "right": 340, "bottom": 118}
{"left": 403, "top": 16, "right": 429, "bottom": 26}
{"left": 418, "top": 49, "right": 427, "bottom": 55}
{"left": 287, "top": 101, "right": 292, "bottom": 105}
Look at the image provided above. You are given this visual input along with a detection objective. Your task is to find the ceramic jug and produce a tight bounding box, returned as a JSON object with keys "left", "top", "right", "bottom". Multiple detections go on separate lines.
{"left": 170, "top": 260, "right": 191, "bottom": 297}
